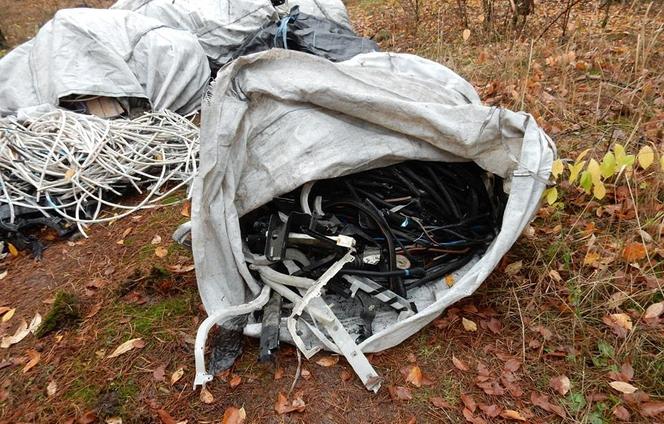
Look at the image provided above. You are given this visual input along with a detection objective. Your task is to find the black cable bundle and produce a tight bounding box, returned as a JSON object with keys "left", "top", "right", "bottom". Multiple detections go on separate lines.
{"left": 241, "top": 161, "right": 506, "bottom": 298}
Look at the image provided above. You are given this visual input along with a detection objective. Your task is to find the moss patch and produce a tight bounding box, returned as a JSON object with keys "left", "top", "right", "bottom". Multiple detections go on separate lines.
{"left": 35, "top": 291, "right": 81, "bottom": 338}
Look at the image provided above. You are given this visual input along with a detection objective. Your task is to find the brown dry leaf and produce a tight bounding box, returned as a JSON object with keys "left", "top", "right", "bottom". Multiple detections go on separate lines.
{"left": 609, "top": 363, "right": 634, "bottom": 382}
{"left": 610, "top": 381, "right": 638, "bottom": 394}
{"left": 153, "top": 364, "right": 166, "bottom": 382}
{"left": 462, "top": 317, "right": 477, "bottom": 332}
{"left": 400, "top": 365, "right": 424, "bottom": 387}
{"left": 452, "top": 355, "right": 469, "bottom": 371}
{"left": 388, "top": 385, "right": 413, "bottom": 401}
{"left": 229, "top": 375, "right": 242, "bottom": 388}
{"left": 429, "top": 396, "right": 452, "bottom": 409}
{"left": 530, "top": 392, "right": 565, "bottom": 417}
{"left": 486, "top": 318, "right": 502, "bottom": 334}
{"left": 46, "top": 380, "right": 57, "bottom": 397}
{"left": 641, "top": 401, "right": 664, "bottom": 417}
{"left": 504, "top": 260, "right": 522, "bottom": 276}
{"left": 316, "top": 355, "right": 339, "bottom": 367}
{"left": 107, "top": 338, "right": 144, "bottom": 358}
{"left": 167, "top": 264, "right": 195, "bottom": 274}
{"left": 549, "top": 375, "right": 570, "bottom": 395}
{"left": 340, "top": 369, "right": 352, "bottom": 382}
{"left": 155, "top": 246, "right": 168, "bottom": 258}
{"left": 300, "top": 369, "right": 311, "bottom": 380}
{"left": 170, "top": 367, "right": 184, "bottom": 385}
{"left": 156, "top": 409, "right": 177, "bottom": 424}
{"left": 85, "top": 302, "right": 103, "bottom": 319}
{"left": 1, "top": 308, "right": 15, "bottom": 322}
{"left": 602, "top": 313, "right": 633, "bottom": 337}
{"left": 199, "top": 386, "right": 214, "bottom": 404}
{"left": 612, "top": 405, "right": 630, "bottom": 421}
{"left": 22, "top": 349, "right": 41, "bottom": 373}
{"left": 0, "top": 306, "right": 10, "bottom": 315}
{"left": 78, "top": 411, "right": 97, "bottom": 424}
{"left": 500, "top": 409, "right": 526, "bottom": 421}
{"left": 460, "top": 393, "right": 477, "bottom": 413}
{"left": 1, "top": 319, "right": 29, "bottom": 348}
{"left": 504, "top": 358, "right": 521, "bottom": 372}
{"left": 622, "top": 242, "right": 646, "bottom": 262}
{"left": 479, "top": 403, "right": 502, "bottom": 418}
{"left": 644, "top": 302, "right": 664, "bottom": 319}
{"left": 181, "top": 201, "right": 191, "bottom": 217}
{"left": 462, "top": 28, "right": 471, "bottom": 41}
{"left": 274, "top": 367, "right": 284, "bottom": 380}
{"left": 274, "top": 392, "right": 306, "bottom": 414}
{"left": 222, "top": 406, "right": 246, "bottom": 424}
{"left": 462, "top": 408, "right": 486, "bottom": 424}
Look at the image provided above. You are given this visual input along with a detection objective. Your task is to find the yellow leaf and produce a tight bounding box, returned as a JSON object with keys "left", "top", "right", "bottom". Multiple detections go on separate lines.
{"left": 7, "top": 243, "right": 18, "bottom": 257}
{"left": 587, "top": 159, "right": 602, "bottom": 184}
{"left": 568, "top": 161, "right": 585, "bottom": 183}
{"left": 609, "top": 381, "right": 638, "bottom": 394}
{"left": 575, "top": 148, "right": 590, "bottom": 163}
{"left": 22, "top": 349, "right": 41, "bottom": 373}
{"left": 316, "top": 356, "right": 339, "bottom": 367}
{"left": 544, "top": 187, "right": 558, "bottom": 205}
{"left": 551, "top": 159, "right": 564, "bottom": 179}
{"left": 107, "top": 338, "right": 144, "bottom": 358}
{"left": 171, "top": 367, "right": 184, "bottom": 385}
{"left": 583, "top": 251, "right": 600, "bottom": 267}
{"left": 445, "top": 274, "right": 455, "bottom": 287}
{"left": 462, "top": 317, "right": 477, "bottom": 332}
{"left": 462, "top": 29, "right": 471, "bottom": 41}
{"left": 637, "top": 145, "right": 654, "bottom": 169}
{"left": 154, "top": 246, "right": 168, "bottom": 258}
{"left": 1, "top": 308, "right": 15, "bottom": 322}
{"left": 600, "top": 152, "right": 617, "bottom": 178}
{"left": 593, "top": 180, "right": 606, "bottom": 200}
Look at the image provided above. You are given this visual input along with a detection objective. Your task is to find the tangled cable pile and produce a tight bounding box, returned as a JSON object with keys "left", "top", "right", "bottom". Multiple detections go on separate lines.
{"left": 0, "top": 109, "right": 199, "bottom": 236}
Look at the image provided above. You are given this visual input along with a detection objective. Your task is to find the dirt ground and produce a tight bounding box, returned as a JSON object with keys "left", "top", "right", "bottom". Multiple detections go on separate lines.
{"left": 0, "top": 0, "right": 663, "bottom": 423}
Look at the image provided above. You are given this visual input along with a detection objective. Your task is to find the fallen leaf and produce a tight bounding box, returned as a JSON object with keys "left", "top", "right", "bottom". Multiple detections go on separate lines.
{"left": 181, "top": 201, "right": 191, "bottom": 217}
{"left": 151, "top": 235, "right": 162, "bottom": 245}
{"left": 609, "top": 362, "right": 634, "bottom": 382}
{"left": 274, "top": 392, "right": 306, "bottom": 414}
{"left": 460, "top": 393, "right": 477, "bottom": 412}
{"left": 462, "top": 317, "right": 477, "bottom": 332}
{"left": 612, "top": 404, "right": 630, "bottom": 421}
{"left": 167, "top": 264, "right": 195, "bottom": 274}
{"left": 156, "top": 409, "right": 176, "bottom": 424}
{"left": 85, "top": 303, "right": 103, "bottom": 319}
{"left": 28, "top": 313, "right": 42, "bottom": 334}
{"left": 340, "top": 369, "right": 352, "bottom": 382}
{"left": 637, "top": 145, "right": 654, "bottom": 169}
{"left": 388, "top": 385, "right": 412, "bottom": 401}
{"left": 78, "top": 411, "right": 97, "bottom": 424}
{"left": 401, "top": 365, "right": 424, "bottom": 387}
{"left": 504, "top": 358, "right": 521, "bottom": 372}
{"left": 7, "top": 242, "right": 18, "bottom": 256}
{"left": 479, "top": 403, "right": 502, "bottom": 418}
{"left": 550, "top": 375, "right": 570, "bottom": 395}
{"left": 644, "top": 302, "right": 664, "bottom": 319}
{"left": 155, "top": 246, "right": 168, "bottom": 258}
{"left": 603, "top": 313, "right": 633, "bottom": 337}
{"left": 171, "top": 367, "right": 184, "bottom": 385}
{"left": 229, "top": 374, "right": 242, "bottom": 388}
{"left": 505, "top": 260, "right": 523, "bottom": 276}
{"left": 452, "top": 355, "right": 469, "bottom": 371}
{"left": 153, "top": 364, "right": 166, "bottom": 382}
{"left": 107, "top": 338, "right": 144, "bottom": 358}
{"left": 1, "top": 308, "right": 15, "bottom": 322}
{"left": 222, "top": 406, "right": 246, "bottom": 424}
{"left": 462, "top": 28, "right": 471, "bottom": 41}
{"left": 430, "top": 396, "right": 452, "bottom": 409}
{"left": 22, "top": 349, "right": 41, "bottom": 373}
{"left": 47, "top": 380, "right": 57, "bottom": 397}
{"left": 0, "top": 270, "right": 7, "bottom": 280}
{"left": 500, "top": 409, "right": 526, "bottom": 421}
{"left": 622, "top": 242, "right": 646, "bottom": 262}
{"left": 1, "top": 319, "right": 29, "bottom": 348}
{"left": 530, "top": 392, "right": 565, "bottom": 417}
{"left": 610, "top": 381, "right": 638, "bottom": 394}
{"left": 106, "top": 418, "right": 122, "bottom": 424}
{"left": 641, "top": 401, "right": 664, "bottom": 417}
{"left": 316, "top": 355, "right": 339, "bottom": 367}
{"left": 486, "top": 318, "right": 502, "bottom": 334}
{"left": 301, "top": 368, "right": 311, "bottom": 380}
{"left": 199, "top": 386, "right": 214, "bottom": 404}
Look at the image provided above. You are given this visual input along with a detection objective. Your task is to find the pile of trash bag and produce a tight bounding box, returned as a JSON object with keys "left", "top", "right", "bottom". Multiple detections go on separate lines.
{"left": 189, "top": 49, "right": 554, "bottom": 391}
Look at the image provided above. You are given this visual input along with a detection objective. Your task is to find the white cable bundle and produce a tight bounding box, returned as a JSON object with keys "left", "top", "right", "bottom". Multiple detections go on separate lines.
{"left": 0, "top": 109, "right": 199, "bottom": 235}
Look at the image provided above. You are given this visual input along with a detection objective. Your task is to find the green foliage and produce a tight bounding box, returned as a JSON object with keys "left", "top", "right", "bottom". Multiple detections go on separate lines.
{"left": 35, "top": 291, "right": 81, "bottom": 338}
{"left": 565, "top": 390, "right": 587, "bottom": 413}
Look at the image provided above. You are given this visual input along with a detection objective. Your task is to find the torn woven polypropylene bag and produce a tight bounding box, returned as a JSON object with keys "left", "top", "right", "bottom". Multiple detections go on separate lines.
{"left": 190, "top": 49, "right": 555, "bottom": 391}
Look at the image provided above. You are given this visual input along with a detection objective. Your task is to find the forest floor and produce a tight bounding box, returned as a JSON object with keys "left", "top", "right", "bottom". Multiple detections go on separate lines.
{"left": 0, "top": 0, "right": 662, "bottom": 423}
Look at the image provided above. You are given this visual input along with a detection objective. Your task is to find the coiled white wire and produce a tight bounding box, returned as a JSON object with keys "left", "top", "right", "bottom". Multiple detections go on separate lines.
{"left": 0, "top": 109, "right": 200, "bottom": 236}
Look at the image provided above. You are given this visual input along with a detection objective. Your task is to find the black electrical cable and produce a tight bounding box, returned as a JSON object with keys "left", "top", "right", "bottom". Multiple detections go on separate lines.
{"left": 405, "top": 254, "right": 475, "bottom": 290}
{"left": 339, "top": 267, "right": 426, "bottom": 278}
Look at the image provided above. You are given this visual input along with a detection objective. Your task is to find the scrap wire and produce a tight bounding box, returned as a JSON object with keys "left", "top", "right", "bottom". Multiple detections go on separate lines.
{"left": 0, "top": 109, "right": 199, "bottom": 236}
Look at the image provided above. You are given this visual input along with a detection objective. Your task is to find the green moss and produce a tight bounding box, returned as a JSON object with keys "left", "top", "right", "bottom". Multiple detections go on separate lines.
{"left": 122, "top": 293, "right": 192, "bottom": 337}
{"left": 35, "top": 291, "right": 81, "bottom": 338}
{"left": 66, "top": 380, "right": 99, "bottom": 407}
